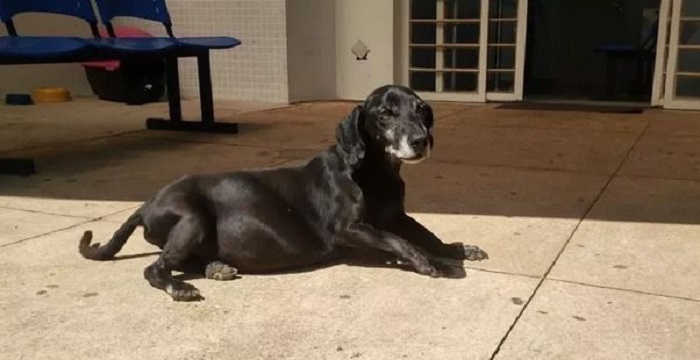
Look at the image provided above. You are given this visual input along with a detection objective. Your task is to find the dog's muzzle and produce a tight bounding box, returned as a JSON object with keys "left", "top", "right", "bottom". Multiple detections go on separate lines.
{"left": 386, "top": 131, "right": 431, "bottom": 164}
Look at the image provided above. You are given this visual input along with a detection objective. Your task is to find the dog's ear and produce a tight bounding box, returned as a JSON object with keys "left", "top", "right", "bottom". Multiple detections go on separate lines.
{"left": 420, "top": 101, "right": 434, "bottom": 129}
{"left": 336, "top": 104, "right": 366, "bottom": 166}
{"left": 420, "top": 101, "right": 435, "bottom": 147}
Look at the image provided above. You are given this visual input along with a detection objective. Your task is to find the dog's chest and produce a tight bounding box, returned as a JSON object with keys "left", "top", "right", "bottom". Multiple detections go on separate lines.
{"left": 324, "top": 173, "right": 365, "bottom": 229}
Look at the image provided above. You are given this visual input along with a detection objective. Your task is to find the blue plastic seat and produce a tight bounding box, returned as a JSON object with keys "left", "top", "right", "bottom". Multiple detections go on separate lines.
{"left": 93, "top": 0, "right": 241, "bottom": 52}
{"left": 0, "top": 0, "right": 99, "bottom": 25}
{"left": 0, "top": 0, "right": 97, "bottom": 59}
{"left": 0, "top": 36, "right": 89, "bottom": 59}
{"left": 90, "top": 37, "right": 177, "bottom": 54}
{"left": 177, "top": 37, "right": 241, "bottom": 50}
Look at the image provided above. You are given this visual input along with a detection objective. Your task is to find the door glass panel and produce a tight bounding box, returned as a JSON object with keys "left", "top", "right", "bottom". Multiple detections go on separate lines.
{"left": 411, "top": 1, "right": 436, "bottom": 19}
{"left": 444, "top": 48, "right": 479, "bottom": 69}
{"left": 488, "top": 46, "right": 515, "bottom": 68}
{"left": 444, "top": 23, "right": 480, "bottom": 44}
{"left": 411, "top": 48, "right": 436, "bottom": 69}
{"left": 411, "top": 23, "right": 437, "bottom": 44}
{"left": 489, "top": 20, "right": 516, "bottom": 43}
{"left": 489, "top": 0, "right": 517, "bottom": 18}
{"left": 411, "top": 72, "right": 437, "bottom": 91}
{"left": 677, "top": 49, "right": 700, "bottom": 73}
{"left": 676, "top": 76, "right": 700, "bottom": 98}
{"left": 682, "top": 0, "right": 700, "bottom": 17}
{"left": 487, "top": 71, "right": 515, "bottom": 92}
{"left": 445, "top": 0, "right": 480, "bottom": 19}
{"left": 679, "top": 21, "right": 700, "bottom": 45}
{"left": 443, "top": 72, "right": 478, "bottom": 92}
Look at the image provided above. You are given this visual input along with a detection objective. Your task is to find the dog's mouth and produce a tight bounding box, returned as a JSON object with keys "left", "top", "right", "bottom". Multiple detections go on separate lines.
{"left": 384, "top": 132, "right": 431, "bottom": 164}
{"left": 399, "top": 147, "right": 430, "bottom": 164}
{"left": 400, "top": 156, "right": 426, "bottom": 164}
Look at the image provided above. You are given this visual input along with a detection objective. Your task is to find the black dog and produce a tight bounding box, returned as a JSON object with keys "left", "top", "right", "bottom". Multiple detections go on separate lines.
{"left": 79, "top": 85, "right": 487, "bottom": 301}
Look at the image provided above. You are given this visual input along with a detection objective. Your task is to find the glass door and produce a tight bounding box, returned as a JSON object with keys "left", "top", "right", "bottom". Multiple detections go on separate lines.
{"left": 402, "top": 0, "right": 528, "bottom": 102}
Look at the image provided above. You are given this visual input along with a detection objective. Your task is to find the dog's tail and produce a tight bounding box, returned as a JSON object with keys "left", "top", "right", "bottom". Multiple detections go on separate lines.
{"left": 79, "top": 205, "right": 145, "bottom": 261}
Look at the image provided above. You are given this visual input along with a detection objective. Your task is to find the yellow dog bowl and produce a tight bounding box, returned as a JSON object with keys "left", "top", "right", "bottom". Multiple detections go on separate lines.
{"left": 33, "top": 87, "right": 72, "bottom": 103}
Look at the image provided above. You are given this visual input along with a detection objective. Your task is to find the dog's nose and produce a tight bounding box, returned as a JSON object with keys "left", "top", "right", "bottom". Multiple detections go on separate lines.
{"left": 409, "top": 135, "right": 429, "bottom": 150}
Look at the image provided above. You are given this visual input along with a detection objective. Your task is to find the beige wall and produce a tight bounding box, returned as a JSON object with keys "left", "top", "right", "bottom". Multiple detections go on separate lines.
{"left": 0, "top": 14, "right": 93, "bottom": 98}
{"left": 286, "top": 0, "right": 336, "bottom": 103}
{"left": 335, "top": 0, "right": 396, "bottom": 101}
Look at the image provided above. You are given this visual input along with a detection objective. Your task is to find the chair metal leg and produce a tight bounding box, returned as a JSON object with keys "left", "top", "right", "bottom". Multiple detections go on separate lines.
{"left": 0, "top": 158, "right": 36, "bottom": 176}
{"left": 198, "top": 51, "right": 215, "bottom": 124}
{"left": 145, "top": 53, "right": 237, "bottom": 134}
{"left": 165, "top": 56, "right": 182, "bottom": 122}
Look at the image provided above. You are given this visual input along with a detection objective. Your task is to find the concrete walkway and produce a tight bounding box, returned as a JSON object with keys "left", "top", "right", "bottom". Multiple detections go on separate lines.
{"left": 0, "top": 99, "right": 698, "bottom": 359}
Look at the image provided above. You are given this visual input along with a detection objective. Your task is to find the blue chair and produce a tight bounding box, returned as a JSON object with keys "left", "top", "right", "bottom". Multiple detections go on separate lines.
{"left": 93, "top": 0, "right": 241, "bottom": 133}
{"left": 0, "top": 0, "right": 97, "bottom": 63}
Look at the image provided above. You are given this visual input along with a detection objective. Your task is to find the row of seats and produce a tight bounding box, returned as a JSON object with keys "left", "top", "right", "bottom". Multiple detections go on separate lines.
{"left": 0, "top": 0, "right": 241, "bottom": 61}
{"left": 0, "top": 0, "right": 243, "bottom": 176}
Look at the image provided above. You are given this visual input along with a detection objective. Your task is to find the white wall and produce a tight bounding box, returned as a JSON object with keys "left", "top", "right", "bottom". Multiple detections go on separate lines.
{"left": 2, "top": 1, "right": 404, "bottom": 104}
{"left": 118, "top": 0, "right": 289, "bottom": 103}
{"left": 335, "top": 0, "right": 396, "bottom": 101}
{"left": 0, "top": 1, "right": 290, "bottom": 103}
{"left": 286, "top": 0, "right": 337, "bottom": 102}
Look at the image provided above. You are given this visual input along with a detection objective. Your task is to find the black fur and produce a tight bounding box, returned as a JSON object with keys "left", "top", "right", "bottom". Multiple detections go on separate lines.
{"left": 79, "top": 85, "right": 488, "bottom": 301}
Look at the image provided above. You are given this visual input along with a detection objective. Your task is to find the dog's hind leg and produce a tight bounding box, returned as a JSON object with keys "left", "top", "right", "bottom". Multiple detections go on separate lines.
{"left": 143, "top": 214, "right": 207, "bottom": 302}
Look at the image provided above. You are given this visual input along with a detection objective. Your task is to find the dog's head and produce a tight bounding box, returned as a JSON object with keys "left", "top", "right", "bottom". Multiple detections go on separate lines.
{"left": 336, "top": 85, "right": 434, "bottom": 166}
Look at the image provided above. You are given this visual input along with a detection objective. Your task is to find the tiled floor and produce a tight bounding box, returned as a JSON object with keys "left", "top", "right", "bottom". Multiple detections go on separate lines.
{"left": 1, "top": 98, "right": 699, "bottom": 359}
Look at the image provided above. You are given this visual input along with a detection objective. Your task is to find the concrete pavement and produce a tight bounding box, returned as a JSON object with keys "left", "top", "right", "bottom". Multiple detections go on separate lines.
{"left": 1, "top": 98, "right": 699, "bottom": 359}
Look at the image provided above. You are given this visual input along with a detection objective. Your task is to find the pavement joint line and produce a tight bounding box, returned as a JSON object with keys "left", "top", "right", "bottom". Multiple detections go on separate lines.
{"left": 610, "top": 172, "right": 700, "bottom": 184}
{"left": 437, "top": 107, "right": 480, "bottom": 122}
{"left": 489, "top": 120, "right": 651, "bottom": 360}
{"left": 0, "top": 204, "right": 143, "bottom": 250}
{"left": 428, "top": 159, "right": 614, "bottom": 176}
{"left": 548, "top": 278, "right": 700, "bottom": 304}
{"left": 123, "top": 132, "right": 326, "bottom": 152}
{"left": 91, "top": 204, "right": 144, "bottom": 222}
{"left": 460, "top": 265, "right": 541, "bottom": 280}
{"left": 0, "top": 205, "right": 93, "bottom": 220}
{"left": 0, "top": 129, "right": 144, "bottom": 155}
{"left": 443, "top": 123, "right": 648, "bottom": 135}
{"left": 0, "top": 218, "right": 97, "bottom": 249}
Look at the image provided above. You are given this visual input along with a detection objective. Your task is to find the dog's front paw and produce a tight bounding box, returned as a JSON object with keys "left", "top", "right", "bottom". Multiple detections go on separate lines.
{"left": 416, "top": 262, "right": 444, "bottom": 278}
{"left": 166, "top": 282, "right": 203, "bottom": 302}
{"left": 205, "top": 261, "right": 238, "bottom": 281}
{"left": 462, "top": 245, "right": 488, "bottom": 261}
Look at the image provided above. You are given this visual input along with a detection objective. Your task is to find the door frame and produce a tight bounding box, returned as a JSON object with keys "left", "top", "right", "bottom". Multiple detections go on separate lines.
{"left": 651, "top": 0, "right": 671, "bottom": 106}
{"left": 654, "top": 0, "right": 700, "bottom": 110}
